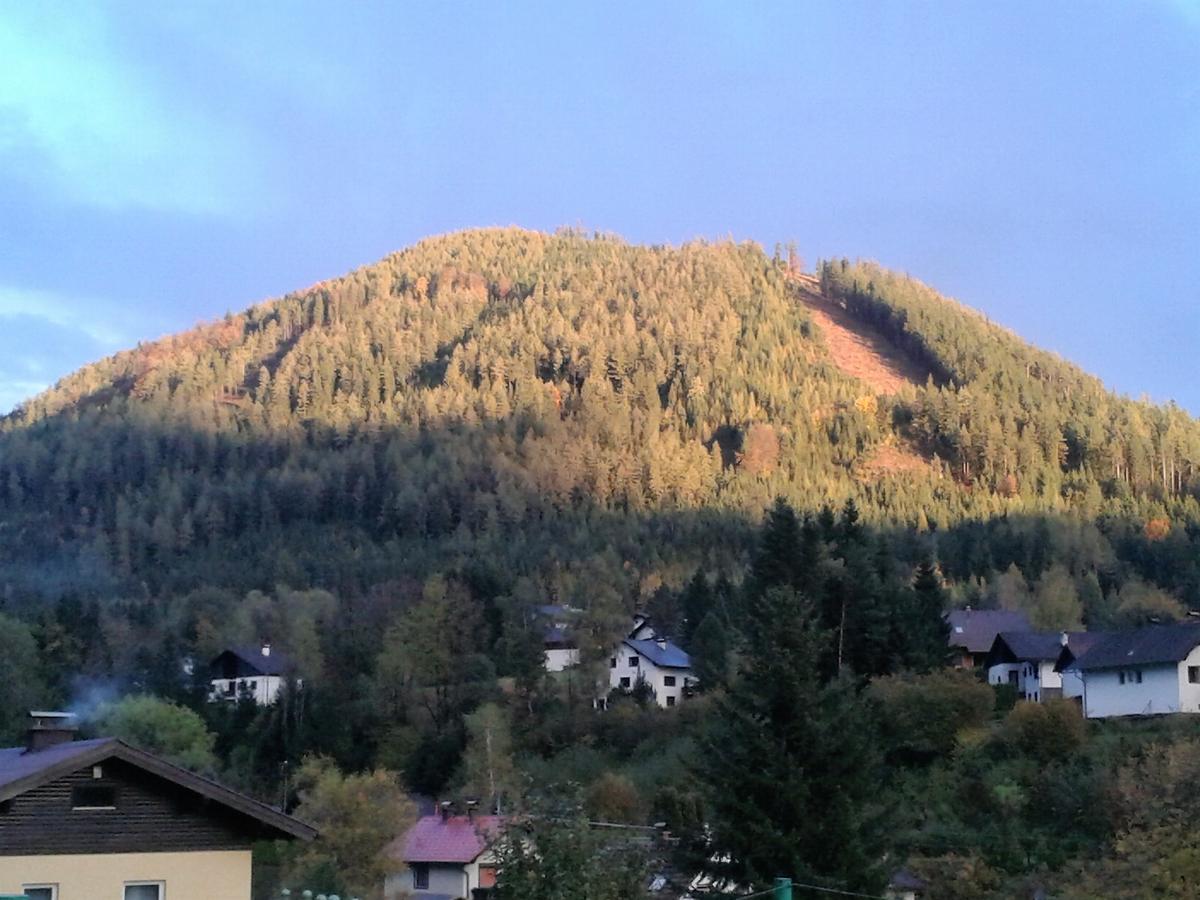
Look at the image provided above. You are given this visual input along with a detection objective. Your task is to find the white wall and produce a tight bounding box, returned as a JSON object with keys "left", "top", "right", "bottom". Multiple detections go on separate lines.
{"left": 1084, "top": 664, "right": 1182, "bottom": 718}
{"left": 1061, "top": 667, "right": 1085, "bottom": 700}
{"left": 1176, "top": 645, "right": 1200, "bottom": 713}
{"left": 544, "top": 647, "right": 580, "bottom": 672}
{"left": 988, "top": 661, "right": 1059, "bottom": 702}
{"left": 608, "top": 643, "right": 690, "bottom": 708}
{"left": 385, "top": 850, "right": 497, "bottom": 898}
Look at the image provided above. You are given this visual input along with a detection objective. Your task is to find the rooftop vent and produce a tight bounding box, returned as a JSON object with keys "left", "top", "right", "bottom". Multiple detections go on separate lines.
{"left": 25, "top": 711, "right": 78, "bottom": 753}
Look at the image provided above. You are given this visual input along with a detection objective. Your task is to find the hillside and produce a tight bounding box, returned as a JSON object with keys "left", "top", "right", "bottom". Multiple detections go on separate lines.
{"left": 2, "top": 227, "right": 1200, "bottom": 616}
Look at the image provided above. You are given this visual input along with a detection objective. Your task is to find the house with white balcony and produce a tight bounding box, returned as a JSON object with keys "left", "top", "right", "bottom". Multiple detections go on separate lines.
{"left": 609, "top": 636, "right": 694, "bottom": 708}
{"left": 1064, "top": 621, "right": 1200, "bottom": 719}
{"left": 208, "top": 643, "right": 293, "bottom": 705}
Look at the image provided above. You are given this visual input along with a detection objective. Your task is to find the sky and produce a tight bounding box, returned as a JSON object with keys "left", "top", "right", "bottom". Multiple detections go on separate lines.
{"left": 1, "top": 1, "right": 1198, "bottom": 413}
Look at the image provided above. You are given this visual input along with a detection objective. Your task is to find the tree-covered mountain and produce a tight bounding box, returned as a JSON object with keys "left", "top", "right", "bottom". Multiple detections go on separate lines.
{"left": 2, "top": 227, "right": 1197, "bottom": 616}
{"left": 6, "top": 227, "right": 1200, "bottom": 897}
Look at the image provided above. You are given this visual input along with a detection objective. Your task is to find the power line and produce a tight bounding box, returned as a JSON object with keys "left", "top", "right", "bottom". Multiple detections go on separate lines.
{"left": 731, "top": 880, "right": 891, "bottom": 900}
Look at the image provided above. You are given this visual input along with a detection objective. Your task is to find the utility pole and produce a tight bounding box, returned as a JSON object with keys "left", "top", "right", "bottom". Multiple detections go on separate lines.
{"left": 774, "top": 877, "right": 793, "bottom": 900}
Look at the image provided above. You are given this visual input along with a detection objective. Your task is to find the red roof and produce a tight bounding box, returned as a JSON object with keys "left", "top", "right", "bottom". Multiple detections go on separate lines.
{"left": 398, "top": 814, "right": 504, "bottom": 863}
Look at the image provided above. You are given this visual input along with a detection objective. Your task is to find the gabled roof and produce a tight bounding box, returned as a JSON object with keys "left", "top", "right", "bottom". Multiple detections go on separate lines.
{"left": 985, "top": 631, "right": 1080, "bottom": 668}
{"left": 0, "top": 738, "right": 314, "bottom": 840}
{"left": 210, "top": 646, "right": 293, "bottom": 677}
{"left": 543, "top": 624, "right": 576, "bottom": 649}
{"left": 1054, "top": 632, "right": 1111, "bottom": 672}
{"left": 398, "top": 814, "right": 504, "bottom": 863}
{"left": 946, "top": 609, "right": 1033, "bottom": 654}
{"left": 1071, "top": 622, "right": 1200, "bottom": 671}
{"left": 624, "top": 638, "right": 691, "bottom": 669}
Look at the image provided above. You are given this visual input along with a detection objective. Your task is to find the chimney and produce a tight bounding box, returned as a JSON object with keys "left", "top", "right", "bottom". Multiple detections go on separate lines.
{"left": 25, "top": 711, "right": 78, "bottom": 753}
{"left": 1060, "top": 631, "right": 1069, "bottom": 647}
{"left": 466, "top": 799, "right": 478, "bottom": 822}
{"left": 261, "top": 641, "right": 272, "bottom": 658}
{"left": 440, "top": 800, "right": 452, "bottom": 822}
{"left": 656, "top": 637, "right": 667, "bottom": 650}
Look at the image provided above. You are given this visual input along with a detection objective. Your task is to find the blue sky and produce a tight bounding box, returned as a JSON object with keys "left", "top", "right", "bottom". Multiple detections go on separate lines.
{"left": 2, "top": 1, "right": 1198, "bottom": 413}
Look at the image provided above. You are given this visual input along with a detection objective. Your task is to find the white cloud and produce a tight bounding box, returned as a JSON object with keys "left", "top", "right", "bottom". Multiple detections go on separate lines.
{"left": 0, "top": 5, "right": 254, "bottom": 214}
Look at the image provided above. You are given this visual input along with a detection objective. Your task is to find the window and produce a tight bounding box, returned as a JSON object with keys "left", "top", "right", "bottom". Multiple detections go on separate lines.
{"left": 71, "top": 784, "right": 116, "bottom": 809}
{"left": 23, "top": 886, "right": 56, "bottom": 900}
{"left": 1190, "top": 666, "right": 1200, "bottom": 684}
{"left": 666, "top": 696, "right": 676, "bottom": 707}
{"left": 1119, "top": 671, "right": 1126, "bottom": 685}
{"left": 412, "top": 863, "right": 430, "bottom": 890}
{"left": 124, "top": 884, "right": 163, "bottom": 900}
{"left": 1135, "top": 670, "right": 1144, "bottom": 684}
{"left": 629, "top": 657, "right": 639, "bottom": 667}
{"left": 664, "top": 675, "right": 676, "bottom": 687}
{"left": 1007, "top": 671, "right": 1018, "bottom": 686}
{"left": 249, "top": 680, "right": 257, "bottom": 690}
{"left": 610, "top": 657, "right": 617, "bottom": 668}
{"left": 619, "top": 677, "right": 631, "bottom": 688}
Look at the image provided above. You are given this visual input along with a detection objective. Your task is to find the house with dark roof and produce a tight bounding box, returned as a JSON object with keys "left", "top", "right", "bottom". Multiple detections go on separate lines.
{"left": 1066, "top": 621, "right": 1200, "bottom": 718}
{"left": 208, "top": 642, "right": 295, "bottom": 705}
{"left": 387, "top": 808, "right": 503, "bottom": 899}
{"left": 946, "top": 608, "right": 1033, "bottom": 668}
{"left": 609, "top": 636, "right": 695, "bottom": 708}
{"left": 985, "top": 631, "right": 1088, "bottom": 702}
{"left": 535, "top": 605, "right": 581, "bottom": 672}
{"left": 0, "top": 712, "right": 313, "bottom": 900}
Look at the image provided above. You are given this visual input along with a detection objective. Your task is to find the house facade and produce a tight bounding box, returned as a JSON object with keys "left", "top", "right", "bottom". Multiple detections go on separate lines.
{"left": 946, "top": 608, "right": 1032, "bottom": 668}
{"left": 537, "top": 605, "right": 581, "bottom": 672}
{"left": 609, "top": 638, "right": 694, "bottom": 708}
{"left": 387, "top": 811, "right": 502, "bottom": 899}
{"left": 985, "top": 632, "right": 1088, "bottom": 702}
{"left": 1069, "top": 622, "right": 1200, "bottom": 719}
{"left": 208, "top": 644, "right": 292, "bottom": 704}
{"left": 0, "top": 713, "right": 314, "bottom": 900}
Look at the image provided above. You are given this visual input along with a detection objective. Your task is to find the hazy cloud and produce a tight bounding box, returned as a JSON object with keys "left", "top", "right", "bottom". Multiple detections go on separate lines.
{"left": 0, "top": 4, "right": 255, "bottom": 214}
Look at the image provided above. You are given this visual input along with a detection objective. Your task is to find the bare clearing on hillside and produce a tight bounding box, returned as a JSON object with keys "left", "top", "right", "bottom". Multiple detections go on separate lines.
{"left": 794, "top": 275, "right": 931, "bottom": 395}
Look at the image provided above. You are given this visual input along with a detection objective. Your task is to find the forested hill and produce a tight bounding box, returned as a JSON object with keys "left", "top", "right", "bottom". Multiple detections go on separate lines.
{"left": 2, "top": 227, "right": 1200, "bottom": 616}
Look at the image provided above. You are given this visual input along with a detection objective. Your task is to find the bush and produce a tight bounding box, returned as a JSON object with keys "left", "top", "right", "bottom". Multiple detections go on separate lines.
{"left": 999, "top": 700, "right": 1086, "bottom": 763}
{"left": 870, "top": 670, "right": 995, "bottom": 762}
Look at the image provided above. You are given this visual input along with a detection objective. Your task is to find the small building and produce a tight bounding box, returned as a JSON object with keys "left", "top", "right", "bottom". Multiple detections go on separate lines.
{"left": 1068, "top": 622, "right": 1200, "bottom": 719}
{"left": 946, "top": 608, "right": 1032, "bottom": 668}
{"left": 609, "top": 637, "right": 694, "bottom": 708}
{"left": 985, "top": 631, "right": 1088, "bottom": 702}
{"left": 388, "top": 809, "right": 503, "bottom": 899}
{"left": 0, "top": 712, "right": 314, "bottom": 900}
{"left": 536, "top": 605, "right": 581, "bottom": 672}
{"left": 208, "top": 643, "right": 293, "bottom": 704}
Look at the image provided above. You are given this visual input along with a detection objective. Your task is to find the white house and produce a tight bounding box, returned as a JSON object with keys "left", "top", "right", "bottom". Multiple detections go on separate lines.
{"left": 609, "top": 637, "right": 694, "bottom": 708}
{"left": 208, "top": 644, "right": 293, "bottom": 705}
{"left": 387, "top": 809, "right": 502, "bottom": 899}
{"left": 537, "top": 604, "right": 581, "bottom": 672}
{"left": 1067, "top": 622, "right": 1200, "bottom": 719}
{"left": 985, "top": 631, "right": 1088, "bottom": 702}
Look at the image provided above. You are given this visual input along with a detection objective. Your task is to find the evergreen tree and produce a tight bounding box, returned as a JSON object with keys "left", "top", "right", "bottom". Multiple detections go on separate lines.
{"left": 695, "top": 586, "right": 887, "bottom": 892}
